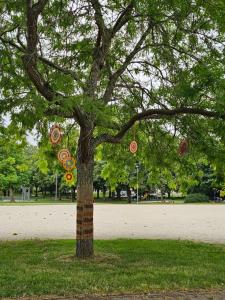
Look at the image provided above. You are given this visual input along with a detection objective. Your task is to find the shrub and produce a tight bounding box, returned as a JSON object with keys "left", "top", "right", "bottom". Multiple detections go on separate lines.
{"left": 184, "top": 193, "right": 210, "bottom": 203}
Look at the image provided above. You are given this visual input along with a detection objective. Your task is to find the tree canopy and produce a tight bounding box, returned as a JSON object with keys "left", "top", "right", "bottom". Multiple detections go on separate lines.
{"left": 1, "top": 0, "right": 225, "bottom": 138}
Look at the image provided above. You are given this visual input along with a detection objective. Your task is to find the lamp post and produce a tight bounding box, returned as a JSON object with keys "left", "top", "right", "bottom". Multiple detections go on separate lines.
{"left": 135, "top": 162, "right": 139, "bottom": 204}
{"left": 55, "top": 173, "right": 58, "bottom": 201}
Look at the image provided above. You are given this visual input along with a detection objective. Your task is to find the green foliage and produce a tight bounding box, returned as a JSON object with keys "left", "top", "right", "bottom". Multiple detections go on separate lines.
{"left": 1, "top": 0, "right": 225, "bottom": 131}
{"left": 0, "top": 129, "right": 31, "bottom": 192}
{"left": 184, "top": 193, "right": 210, "bottom": 203}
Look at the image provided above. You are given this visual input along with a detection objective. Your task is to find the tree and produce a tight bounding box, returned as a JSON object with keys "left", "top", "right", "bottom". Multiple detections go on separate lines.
{"left": 0, "top": 128, "right": 30, "bottom": 201}
{"left": 93, "top": 160, "right": 107, "bottom": 199}
{"left": 1, "top": 0, "right": 225, "bottom": 257}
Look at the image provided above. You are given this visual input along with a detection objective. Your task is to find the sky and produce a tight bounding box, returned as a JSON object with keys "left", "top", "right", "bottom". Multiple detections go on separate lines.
{"left": 3, "top": 114, "right": 38, "bottom": 146}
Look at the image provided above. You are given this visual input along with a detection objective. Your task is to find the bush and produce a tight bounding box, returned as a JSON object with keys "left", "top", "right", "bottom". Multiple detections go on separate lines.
{"left": 184, "top": 193, "right": 210, "bottom": 203}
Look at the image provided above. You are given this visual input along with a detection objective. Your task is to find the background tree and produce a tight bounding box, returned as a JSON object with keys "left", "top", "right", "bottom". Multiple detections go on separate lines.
{"left": 1, "top": 0, "right": 225, "bottom": 258}
{"left": 0, "top": 127, "right": 30, "bottom": 201}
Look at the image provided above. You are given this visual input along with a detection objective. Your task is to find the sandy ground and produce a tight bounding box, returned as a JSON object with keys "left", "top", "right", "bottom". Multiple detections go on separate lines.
{"left": 0, "top": 204, "right": 225, "bottom": 243}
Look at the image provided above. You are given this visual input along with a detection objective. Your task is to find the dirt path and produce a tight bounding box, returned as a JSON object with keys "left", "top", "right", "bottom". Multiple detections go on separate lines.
{"left": 4, "top": 290, "right": 225, "bottom": 299}
{"left": 1, "top": 204, "right": 225, "bottom": 243}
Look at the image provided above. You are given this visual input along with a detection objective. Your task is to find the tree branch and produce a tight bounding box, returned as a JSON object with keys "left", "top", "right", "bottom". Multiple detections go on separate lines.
{"left": 86, "top": 0, "right": 110, "bottom": 97}
{"left": 86, "top": 1, "right": 135, "bottom": 98}
{"left": 112, "top": 2, "right": 135, "bottom": 37}
{"left": 89, "top": 0, "right": 106, "bottom": 38}
{"left": 45, "top": 108, "right": 75, "bottom": 119}
{"left": 103, "top": 23, "right": 153, "bottom": 102}
{"left": 39, "top": 56, "right": 84, "bottom": 87}
{"left": 95, "top": 107, "right": 225, "bottom": 146}
{"left": 131, "top": 60, "right": 174, "bottom": 84}
{"left": 0, "top": 36, "right": 83, "bottom": 87}
{"left": 23, "top": 0, "right": 54, "bottom": 100}
{"left": 0, "top": 36, "right": 24, "bottom": 52}
{"left": 0, "top": 25, "right": 18, "bottom": 37}
{"left": 1, "top": 45, "right": 86, "bottom": 128}
{"left": 32, "top": 0, "right": 49, "bottom": 15}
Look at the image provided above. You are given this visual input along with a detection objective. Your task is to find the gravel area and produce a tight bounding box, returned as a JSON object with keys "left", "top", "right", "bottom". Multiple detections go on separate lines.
{"left": 0, "top": 204, "right": 225, "bottom": 243}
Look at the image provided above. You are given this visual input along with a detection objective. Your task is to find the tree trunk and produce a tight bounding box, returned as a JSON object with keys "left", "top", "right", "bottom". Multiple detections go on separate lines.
{"left": 9, "top": 186, "right": 15, "bottom": 202}
{"left": 76, "top": 127, "right": 94, "bottom": 258}
{"left": 127, "top": 185, "right": 131, "bottom": 203}
{"left": 116, "top": 187, "right": 121, "bottom": 199}
{"left": 103, "top": 187, "right": 106, "bottom": 200}
{"left": 72, "top": 186, "right": 76, "bottom": 202}
{"left": 97, "top": 188, "right": 100, "bottom": 199}
{"left": 108, "top": 187, "right": 112, "bottom": 199}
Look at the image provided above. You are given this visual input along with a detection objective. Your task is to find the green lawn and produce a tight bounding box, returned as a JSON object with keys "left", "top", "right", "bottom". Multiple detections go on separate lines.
{"left": 0, "top": 239, "right": 225, "bottom": 297}
{"left": 1, "top": 199, "right": 225, "bottom": 205}
{"left": 0, "top": 198, "right": 128, "bottom": 205}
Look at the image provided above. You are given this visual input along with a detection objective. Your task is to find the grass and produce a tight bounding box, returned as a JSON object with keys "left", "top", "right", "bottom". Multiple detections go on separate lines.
{"left": 1, "top": 196, "right": 224, "bottom": 206}
{"left": 0, "top": 239, "right": 225, "bottom": 297}
{"left": 0, "top": 200, "right": 73, "bottom": 206}
{"left": 0, "top": 198, "right": 128, "bottom": 205}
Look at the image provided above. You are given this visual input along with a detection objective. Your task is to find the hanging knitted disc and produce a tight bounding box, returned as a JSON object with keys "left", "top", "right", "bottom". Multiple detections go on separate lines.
{"left": 49, "top": 124, "right": 62, "bottom": 145}
{"left": 65, "top": 172, "right": 74, "bottom": 183}
{"left": 129, "top": 140, "right": 138, "bottom": 154}
{"left": 57, "top": 149, "right": 71, "bottom": 163}
{"left": 178, "top": 138, "right": 189, "bottom": 156}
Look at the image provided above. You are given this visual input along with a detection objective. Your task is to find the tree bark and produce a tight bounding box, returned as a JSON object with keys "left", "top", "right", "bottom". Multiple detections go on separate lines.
{"left": 108, "top": 187, "right": 112, "bottom": 199}
{"left": 103, "top": 187, "right": 106, "bottom": 200}
{"left": 72, "top": 186, "right": 76, "bottom": 202}
{"left": 96, "top": 188, "right": 100, "bottom": 199}
{"left": 76, "top": 126, "right": 94, "bottom": 258}
{"left": 127, "top": 185, "right": 131, "bottom": 203}
{"left": 9, "top": 186, "right": 15, "bottom": 203}
{"left": 116, "top": 187, "right": 121, "bottom": 199}
{"left": 35, "top": 186, "right": 38, "bottom": 198}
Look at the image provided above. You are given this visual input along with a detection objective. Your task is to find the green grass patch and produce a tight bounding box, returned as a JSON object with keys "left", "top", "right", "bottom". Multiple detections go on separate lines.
{"left": 0, "top": 198, "right": 128, "bottom": 205}
{"left": 1, "top": 198, "right": 224, "bottom": 206}
{"left": 0, "top": 239, "right": 225, "bottom": 297}
{"left": 0, "top": 201, "right": 74, "bottom": 206}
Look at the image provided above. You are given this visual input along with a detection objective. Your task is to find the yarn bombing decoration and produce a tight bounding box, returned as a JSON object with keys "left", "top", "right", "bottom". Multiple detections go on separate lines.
{"left": 64, "top": 172, "right": 74, "bottom": 183}
{"left": 49, "top": 124, "right": 62, "bottom": 145}
{"left": 178, "top": 139, "right": 189, "bottom": 156}
{"left": 57, "top": 149, "right": 71, "bottom": 163}
{"left": 129, "top": 140, "right": 138, "bottom": 154}
{"left": 63, "top": 157, "right": 76, "bottom": 171}
{"left": 49, "top": 124, "right": 76, "bottom": 185}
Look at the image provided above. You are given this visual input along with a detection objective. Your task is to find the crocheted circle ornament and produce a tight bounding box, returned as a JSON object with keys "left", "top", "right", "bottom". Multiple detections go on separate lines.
{"left": 49, "top": 124, "right": 62, "bottom": 145}
{"left": 178, "top": 139, "right": 189, "bottom": 156}
{"left": 65, "top": 172, "right": 74, "bottom": 183}
{"left": 129, "top": 141, "right": 138, "bottom": 154}
{"left": 57, "top": 149, "right": 71, "bottom": 163}
{"left": 63, "top": 157, "right": 76, "bottom": 171}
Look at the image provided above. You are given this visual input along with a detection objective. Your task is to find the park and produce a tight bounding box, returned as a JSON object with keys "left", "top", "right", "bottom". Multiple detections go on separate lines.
{"left": 1, "top": 0, "right": 225, "bottom": 299}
